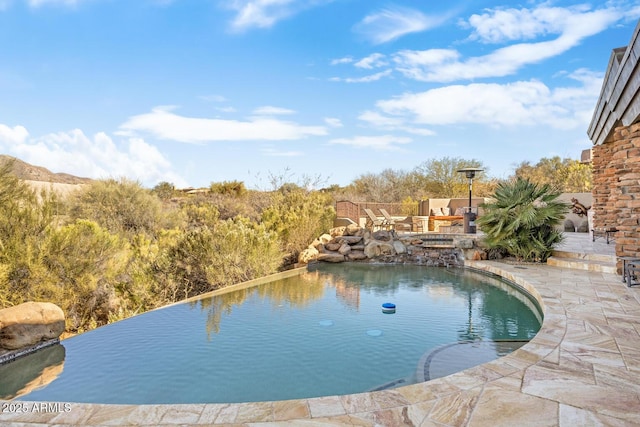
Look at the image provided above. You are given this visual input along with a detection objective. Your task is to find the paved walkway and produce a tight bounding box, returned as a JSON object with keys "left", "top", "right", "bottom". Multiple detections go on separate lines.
{"left": 555, "top": 231, "right": 616, "bottom": 256}
{"left": 2, "top": 237, "right": 639, "bottom": 426}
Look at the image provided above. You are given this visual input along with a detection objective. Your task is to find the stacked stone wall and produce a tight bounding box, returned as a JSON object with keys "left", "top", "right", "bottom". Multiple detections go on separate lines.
{"left": 592, "top": 121, "right": 640, "bottom": 264}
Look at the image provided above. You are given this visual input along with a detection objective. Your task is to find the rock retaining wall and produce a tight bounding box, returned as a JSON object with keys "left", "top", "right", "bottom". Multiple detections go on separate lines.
{"left": 298, "top": 224, "right": 484, "bottom": 267}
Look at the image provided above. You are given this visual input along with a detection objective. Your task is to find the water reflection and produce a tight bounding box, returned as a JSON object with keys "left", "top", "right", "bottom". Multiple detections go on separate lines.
{"left": 0, "top": 344, "right": 65, "bottom": 399}
{"left": 193, "top": 272, "right": 329, "bottom": 337}
{"left": 189, "top": 264, "right": 541, "bottom": 347}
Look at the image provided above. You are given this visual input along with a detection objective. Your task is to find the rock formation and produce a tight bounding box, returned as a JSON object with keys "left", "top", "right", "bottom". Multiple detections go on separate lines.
{"left": 298, "top": 226, "right": 480, "bottom": 267}
{"left": 0, "top": 302, "right": 65, "bottom": 351}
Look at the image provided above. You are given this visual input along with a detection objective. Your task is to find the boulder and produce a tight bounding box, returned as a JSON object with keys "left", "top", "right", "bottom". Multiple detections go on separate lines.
{"left": 364, "top": 241, "right": 396, "bottom": 258}
{"left": 372, "top": 230, "right": 392, "bottom": 241}
{"left": 318, "top": 234, "right": 333, "bottom": 244}
{"left": 393, "top": 240, "right": 407, "bottom": 254}
{"left": 309, "top": 239, "right": 322, "bottom": 249}
{"left": 298, "top": 247, "right": 319, "bottom": 264}
{"left": 344, "top": 224, "right": 361, "bottom": 236}
{"left": 337, "top": 236, "right": 363, "bottom": 245}
{"left": 329, "top": 226, "right": 346, "bottom": 237}
{"left": 318, "top": 253, "right": 346, "bottom": 263}
{"left": 338, "top": 243, "right": 352, "bottom": 255}
{"left": 325, "top": 242, "right": 342, "bottom": 251}
{"left": 0, "top": 302, "right": 65, "bottom": 350}
{"left": 347, "top": 251, "right": 368, "bottom": 260}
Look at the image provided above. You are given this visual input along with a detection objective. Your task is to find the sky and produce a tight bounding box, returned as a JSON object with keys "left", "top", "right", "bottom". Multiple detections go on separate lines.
{"left": 0, "top": 1, "right": 639, "bottom": 190}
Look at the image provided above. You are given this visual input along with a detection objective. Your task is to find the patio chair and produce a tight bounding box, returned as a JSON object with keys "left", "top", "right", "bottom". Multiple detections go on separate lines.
{"left": 363, "top": 208, "right": 386, "bottom": 231}
{"left": 412, "top": 216, "right": 425, "bottom": 233}
{"left": 379, "top": 208, "right": 397, "bottom": 230}
{"left": 625, "top": 259, "right": 640, "bottom": 287}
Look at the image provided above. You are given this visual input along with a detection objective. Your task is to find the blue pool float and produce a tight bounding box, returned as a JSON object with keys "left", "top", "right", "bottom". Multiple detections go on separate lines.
{"left": 382, "top": 302, "right": 396, "bottom": 313}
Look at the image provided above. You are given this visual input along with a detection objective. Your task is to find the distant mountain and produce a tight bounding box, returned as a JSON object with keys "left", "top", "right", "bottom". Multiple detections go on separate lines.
{"left": 0, "top": 155, "right": 91, "bottom": 185}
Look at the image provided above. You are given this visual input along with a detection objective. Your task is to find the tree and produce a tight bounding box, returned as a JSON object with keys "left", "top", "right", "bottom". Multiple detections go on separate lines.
{"left": 477, "top": 178, "right": 569, "bottom": 262}
{"left": 513, "top": 156, "right": 592, "bottom": 192}
{"left": 413, "top": 157, "right": 489, "bottom": 198}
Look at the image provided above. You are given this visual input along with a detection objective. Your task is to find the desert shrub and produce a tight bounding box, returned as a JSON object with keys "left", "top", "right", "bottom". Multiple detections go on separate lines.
{"left": 181, "top": 201, "right": 220, "bottom": 229}
{"left": 152, "top": 181, "right": 177, "bottom": 200}
{"left": 150, "top": 218, "right": 281, "bottom": 302}
{"left": 477, "top": 178, "right": 569, "bottom": 262}
{"left": 67, "top": 178, "right": 166, "bottom": 237}
{"left": 261, "top": 187, "right": 335, "bottom": 259}
{"left": 210, "top": 180, "right": 247, "bottom": 197}
{"left": 0, "top": 160, "right": 58, "bottom": 308}
{"left": 39, "top": 220, "right": 128, "bottom": 331}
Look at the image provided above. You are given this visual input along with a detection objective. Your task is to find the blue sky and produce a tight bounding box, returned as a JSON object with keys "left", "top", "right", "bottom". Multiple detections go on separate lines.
{"left": 0, "top": 0, "right": 639, "bottom": 189}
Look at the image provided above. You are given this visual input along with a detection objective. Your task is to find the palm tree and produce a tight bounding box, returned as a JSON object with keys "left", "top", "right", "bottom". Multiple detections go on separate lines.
{"left": 477, "top": 178, "right": 569, "bottom": 262}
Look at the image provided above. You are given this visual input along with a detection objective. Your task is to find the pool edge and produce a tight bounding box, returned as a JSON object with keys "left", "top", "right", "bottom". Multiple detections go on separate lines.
{"left": 3, "top": 261, "right": 637, "bottom": 426}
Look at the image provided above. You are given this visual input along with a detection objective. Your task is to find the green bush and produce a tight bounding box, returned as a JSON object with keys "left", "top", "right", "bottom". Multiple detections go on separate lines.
{"left": 67, "top": 178, "right": 168, "bottom": 237}
{"left": 152, "top": 181, "right": 177, "bottom": 200}
{"left": 261, "top": 187, "right": 335, "bottom": 259}
{"left": 150, "top": 218, "right": 281, "bottom": 302}
{"left": 477, "top": 178, "right": 569, "bottom": 262}
{"left": 210, "top": 180, "right": 247, "bottom": 197}
{"left": 40, "top": 220, "right": 128, "bottom": 331}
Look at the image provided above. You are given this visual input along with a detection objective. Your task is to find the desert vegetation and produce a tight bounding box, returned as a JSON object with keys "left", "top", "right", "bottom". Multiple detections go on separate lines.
{"left": 0, "top": 155, "right": 589, "bottom": 332}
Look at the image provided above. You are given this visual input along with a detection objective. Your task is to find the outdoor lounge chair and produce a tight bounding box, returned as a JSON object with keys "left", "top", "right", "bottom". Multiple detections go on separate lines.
{"left": 363, "top": 208, "right": 387, "bottom": 231}
{"left": 379, "top": 209, "right": 413, "bottom": 232}
{"left": 379, "top": 209, "right": 397, "bottom": 230}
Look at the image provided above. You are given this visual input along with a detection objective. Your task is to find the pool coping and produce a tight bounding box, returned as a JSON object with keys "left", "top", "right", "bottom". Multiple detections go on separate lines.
{"left": 2, "top": 261, "right": 639, "bottom": 426}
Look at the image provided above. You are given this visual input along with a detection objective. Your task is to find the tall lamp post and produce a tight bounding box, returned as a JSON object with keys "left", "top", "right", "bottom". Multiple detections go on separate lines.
{"left": 457, "top": 167, "right": 484, "bottom": 233}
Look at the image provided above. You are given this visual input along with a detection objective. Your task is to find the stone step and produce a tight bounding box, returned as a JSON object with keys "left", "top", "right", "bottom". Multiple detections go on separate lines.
{"left": 551, "top": 250, "right": 616, "bottom": 264}
{"left": 547, "top": 255, "right": 618, "bottom": 274}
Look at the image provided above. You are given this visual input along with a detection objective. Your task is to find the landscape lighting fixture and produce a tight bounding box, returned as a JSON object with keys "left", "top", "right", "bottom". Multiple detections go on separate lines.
{"left": 457, "top": 167, "right": 484, "bottom": 214}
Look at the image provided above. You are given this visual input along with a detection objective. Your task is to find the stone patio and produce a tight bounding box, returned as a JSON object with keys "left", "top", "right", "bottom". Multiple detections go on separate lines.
{"left": 1, "top": 234, "right": 639, "bottom": 426}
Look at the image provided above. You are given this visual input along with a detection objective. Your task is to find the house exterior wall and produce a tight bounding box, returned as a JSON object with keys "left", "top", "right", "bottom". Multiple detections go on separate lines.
{"left": 592, "top": 121, "right": 640, "bottom": 259}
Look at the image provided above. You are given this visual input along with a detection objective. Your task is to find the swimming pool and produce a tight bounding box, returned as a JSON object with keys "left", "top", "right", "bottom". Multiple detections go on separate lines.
{"left": 2, "top": 264, "right": 541, "bottom": 404}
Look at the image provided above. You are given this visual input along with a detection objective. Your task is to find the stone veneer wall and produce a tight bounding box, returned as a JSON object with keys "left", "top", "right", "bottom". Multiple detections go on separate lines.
{"left": 592, "top": 121, "right": 640, "bottom": 266}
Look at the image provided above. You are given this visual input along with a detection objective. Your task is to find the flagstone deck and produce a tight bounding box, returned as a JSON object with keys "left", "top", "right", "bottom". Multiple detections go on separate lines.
{"left": 2, "top": 235, "right": 639, "bottom": 426}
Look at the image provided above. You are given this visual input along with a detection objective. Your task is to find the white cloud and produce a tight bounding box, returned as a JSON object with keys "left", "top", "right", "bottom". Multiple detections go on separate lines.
{"left": 331, "top": 56, "right": 354, "bottom": 65}
{"left": 329, "top": 69, "right": 392, "bottom": 83}
{"left": 324, "top": 117, "right": 342, "bottom": 128}
{"left": 354, "top": 5, "right": 442, "bottom": 44}
{"left": 394, "top": 4, "right": 624, "bottom": 82}
{"left": 224, "top": 0, "right": 332, "bottom": 32}
{"left": 329, "top": 135, "right": 412, "bottom": 151}
{"left": 253, "top": 105, "right": 296, "bottom": 115}
{"left": 357, "top": 110, "right": 435, "bottom": 136}
{"left": 119, "top": 106, "right": 327, "bottom": 142}
{"left": 373, "top": 72, "right": 601, "bottom": 130}
{"left": 0, "top": 124, "right": 29, "bottom": 144}
{"left": 354, "top": 53, "right": 387, "bottom": 69}
{"left": 465, "top": 6, "right": 577, "bottom": 43}
{"left": 0, "top": 125, "right": 187, "bottom": 187}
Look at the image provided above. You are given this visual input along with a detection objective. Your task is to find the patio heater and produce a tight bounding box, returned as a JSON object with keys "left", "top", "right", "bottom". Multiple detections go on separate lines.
{"left": 456, "top": 167, "right": 484, "bottom": 233}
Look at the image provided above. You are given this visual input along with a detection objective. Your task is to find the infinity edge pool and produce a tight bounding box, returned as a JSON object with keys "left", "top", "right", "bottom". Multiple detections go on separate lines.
{"left": 1, "top": 261, "right": 637, "bottom": 426}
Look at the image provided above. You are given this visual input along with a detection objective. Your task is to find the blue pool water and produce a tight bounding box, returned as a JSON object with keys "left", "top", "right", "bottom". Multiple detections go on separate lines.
{"left": 3, "top": 264, "right": 541, "bottom": 404}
